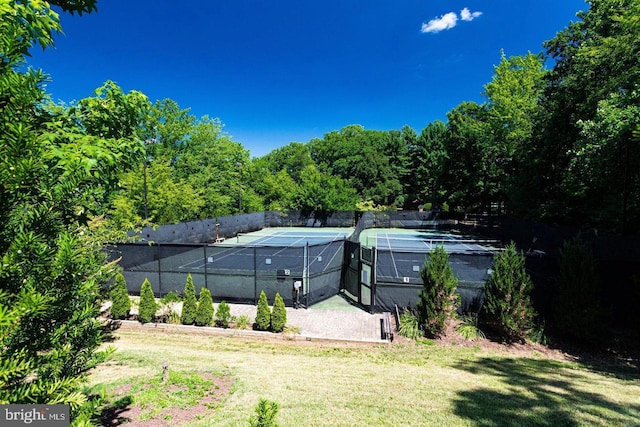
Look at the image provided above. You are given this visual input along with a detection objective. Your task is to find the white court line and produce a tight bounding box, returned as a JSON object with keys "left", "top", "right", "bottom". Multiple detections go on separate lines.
{"left": 308, "top": 240, "right": 342, "bottom": 273}
{"left": 383, "top": 233, "right": 401, "bottom": 278}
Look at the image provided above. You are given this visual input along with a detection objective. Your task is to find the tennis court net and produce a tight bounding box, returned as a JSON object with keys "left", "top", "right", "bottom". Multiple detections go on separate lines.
{"left": 235, "top": 233, "right": 348, "bottom": 246}
{"left": 363, "top": 235, "right": 500, "bottom": 252}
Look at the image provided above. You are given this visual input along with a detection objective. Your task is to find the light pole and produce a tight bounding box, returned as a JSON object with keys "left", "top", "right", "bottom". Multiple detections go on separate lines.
{"left": 236, "top": 161, "right": 242, "bottom": 214}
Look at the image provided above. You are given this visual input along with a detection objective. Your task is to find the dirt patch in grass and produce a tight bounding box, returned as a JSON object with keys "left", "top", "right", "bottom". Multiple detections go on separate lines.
{"left": 100, "top": 372, "right": 234, "bottom": 427}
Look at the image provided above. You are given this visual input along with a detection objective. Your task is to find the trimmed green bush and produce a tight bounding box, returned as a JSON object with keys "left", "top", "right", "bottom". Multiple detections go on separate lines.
{"left": 484, "top": 242, "right": 535, "bottom": 343}
{"left": 181, "top": 274, "right": 197, "bottom": 325}
{"left": 553, "top": 236, "right": 606, "bottom": 344}
{"left": 195, "top": 288, "right": 214, "bottom": 326}
{"left": 416, "top": 245, "right": 459, "bottom": 338}
{"left": 254, "top": 290, "right": 271, "bottom": 331}
{"left": 249, "top": 398, "right": 280, "bottom": 427}
{"left": 270, "top": 293, "right": 287, "bottom": 333}
{"left": 215, "top": 300, "right": 231, "bottom": 328}
{"left": 138, "top": 279, "right": 157, "bottom": 324}
{"left": 110, "top": 272, "right": 131, "bottom": 320}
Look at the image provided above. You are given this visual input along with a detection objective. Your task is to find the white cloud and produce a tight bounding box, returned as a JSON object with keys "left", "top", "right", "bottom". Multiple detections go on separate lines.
{"left": 460, "top": 7, "right": 482, "bottom": 22}
{"left": 420, "top": 12, "right": 458, "bottom": 33}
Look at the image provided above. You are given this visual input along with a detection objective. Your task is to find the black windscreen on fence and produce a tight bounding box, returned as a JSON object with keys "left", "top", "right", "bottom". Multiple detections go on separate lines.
{"left": 108, "top": 239, "right": 343, "bottom": 307}
{"left": 373, "top": 248, "right": 494, "bottom": 313}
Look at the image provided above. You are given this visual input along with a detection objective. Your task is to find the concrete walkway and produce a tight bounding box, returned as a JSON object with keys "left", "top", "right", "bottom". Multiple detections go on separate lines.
{"left": 227, "top": 295, "right": 386, "bottom": 343}
{"left": 119, "top": 294, "right": 389, "bottom": 344}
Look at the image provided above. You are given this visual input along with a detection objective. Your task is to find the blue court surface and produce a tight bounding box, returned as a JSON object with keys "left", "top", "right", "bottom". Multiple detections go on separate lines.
{"left": 367, "top": 232, "right": 498, "bottom": 253}
{"left": 359, "top": 228, "right": 499, "bottom": 283}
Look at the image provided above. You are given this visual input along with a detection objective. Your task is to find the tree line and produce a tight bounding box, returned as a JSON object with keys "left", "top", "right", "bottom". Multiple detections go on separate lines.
{"left": 98, "top": 0, "right": 638, "bottom": 236}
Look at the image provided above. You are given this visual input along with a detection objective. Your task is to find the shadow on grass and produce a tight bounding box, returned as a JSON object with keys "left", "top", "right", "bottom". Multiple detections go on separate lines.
{"left": 99, "top": 395, "right": 133, "bottom": 426}
{"left": 452, "top": 357, "right": 640, "bottom": 426}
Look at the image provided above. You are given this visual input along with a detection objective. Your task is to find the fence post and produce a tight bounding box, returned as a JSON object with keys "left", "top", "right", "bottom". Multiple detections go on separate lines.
{"left": 370, "top": 246, "right": 377, "bottom": 314}
{"left": 203, "top": 244, "right": 208, "bottom": 290}
{"left": 253, "top": 246, "right": 258, "bottom": 305}
{"left": 157, "top": 243, "right": 162, "bottom": 297}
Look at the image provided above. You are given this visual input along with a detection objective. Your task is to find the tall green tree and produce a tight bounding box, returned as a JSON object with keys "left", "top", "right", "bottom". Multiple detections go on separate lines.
{"left": 293, "top": 165, "right": 357, "bottom": 212}
{"left": 408, "top": 121, "right": 448, "bottom": 208}
{"left": 0, "top": 2, "right": 134, "bottom": 423}
{"left": 416, "top": 245, "right": 459, "bottom": 338}
{"left": 110, "top": 160, "right": 204, "bottom": 226}
{"left": 484, "top": 243, "right": 535, "bottom": 343}
{"left": 309, "top": 125, "right": 408, "bottom": 207}
{"left": 444, "top": 102, "right": 496, "bottom": 212}
{"left": 483, "top": 51, "right": 546, "bottom": 215}
{"left": 174, "top": 117, "right": 250, "bottom": 216}
{"left": 521, "top": 0, "right": 640, "bottom": 231}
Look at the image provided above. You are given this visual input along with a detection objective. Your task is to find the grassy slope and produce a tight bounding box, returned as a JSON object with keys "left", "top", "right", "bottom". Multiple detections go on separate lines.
{"left": 89, "top": 330, "right": 640, "bottom": 426}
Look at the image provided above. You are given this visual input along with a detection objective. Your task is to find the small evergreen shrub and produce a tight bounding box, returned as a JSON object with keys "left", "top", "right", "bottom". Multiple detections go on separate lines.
{"left": 249, "top": 399, "right": 280, "bottom": 427}
{"left": 195, "top": 288, "right": 214, "bottom": 326}
{"left": 215, "top": 300, "right": 231, "bottom": 328}
{"left": 484, "top": 242, "right": 535, "bottom": 343}
{"left": 254, "top": 290, "right": 271, "bottom": 331}
{"left": 416, "top": 245, "right": 459, "bottom": 338}
{"left": 110, "top": 272, "right": 131, "bottom": 320}
{"left": 553, "top": 236, "right": 606, "bottom": 344}
{"left": 181, "top": 274, "right": 197, "bottom": 325}
{"left": 270, "top": 293, "right": 287, "bottom": 332}
{"left": 138, "top": 278, "right": 157, "bottom": 324}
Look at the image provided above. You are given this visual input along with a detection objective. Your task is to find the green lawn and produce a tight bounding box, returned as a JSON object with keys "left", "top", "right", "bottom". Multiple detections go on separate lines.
{"left": 88, "top": 330, "right": 640, "bottom": 426}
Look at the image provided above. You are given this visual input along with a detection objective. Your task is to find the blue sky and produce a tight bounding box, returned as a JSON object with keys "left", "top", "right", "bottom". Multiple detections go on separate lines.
{"left": 31, "top": 0, "right": 587, "bottom": 157}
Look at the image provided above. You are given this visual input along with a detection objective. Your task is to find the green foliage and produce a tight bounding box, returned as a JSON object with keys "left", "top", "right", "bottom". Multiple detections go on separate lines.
{"left": 161, "top": 291, "right": 182, "bottom": 304}
{"left": 484, "top": 243, "right": 535, "bottom": 343}
{"left": 455, "top": 315, "right": 486, "bottom": 341}
{"left": 416, "top": 245, "right": 459, "bottom": 338}
{"left": 553, "top": 236, "right": 606, "bottom": 344}
{"left": 528, "top": 321, "right": 548, "bottom": 346}
{"left": 254, "top": 291, "right": 271, "bottom": 331}
{"left": 110, "top": 273, "right": 131, "bottom": 320}
{"left": 166, "top": 310, "right": 181, "bottom": 325}
{"left": 0, "top": 1, "right": 127, "bottom": 421}
{"left": 181, "top": 274, "right": 197, "bottom": 325}
{"left": 215, "top": 301, "right": 232, "bottom": 328}
{"left": 292, "top": 164, "right": 358, "bottom": 212}
{"left": 270, "top": 293, "right": 287, "bottom": 333}
{"left": 398, "top": 308, "right": 421, "bottom": 340}
{"left": 308, "top": 125, "right": 409, "bottom": 207}
{"left": 195, "top": 288, "right": 214, "bottom": 327}
{"left": 249, "top": 398, "right": 280, "bottom": 427}
{"left": 232, "top": 313, "right": 250, "bottom": 330}
{"left": 138, "top": 279, "right": 157, "bottom": 324}
{"left": 415, "top": 121, "right": 448, "bottom": 208}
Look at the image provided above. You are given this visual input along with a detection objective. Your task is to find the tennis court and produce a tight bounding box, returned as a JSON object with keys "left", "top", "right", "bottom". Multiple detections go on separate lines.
{"left": 357, "top": 228, "right": 500, "bottom": 312}
{"left": 113, "top": 228, "right": 353, "bottom": 306}
{"left": 183, "top": 228, "right": 352, "bottom": 273}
